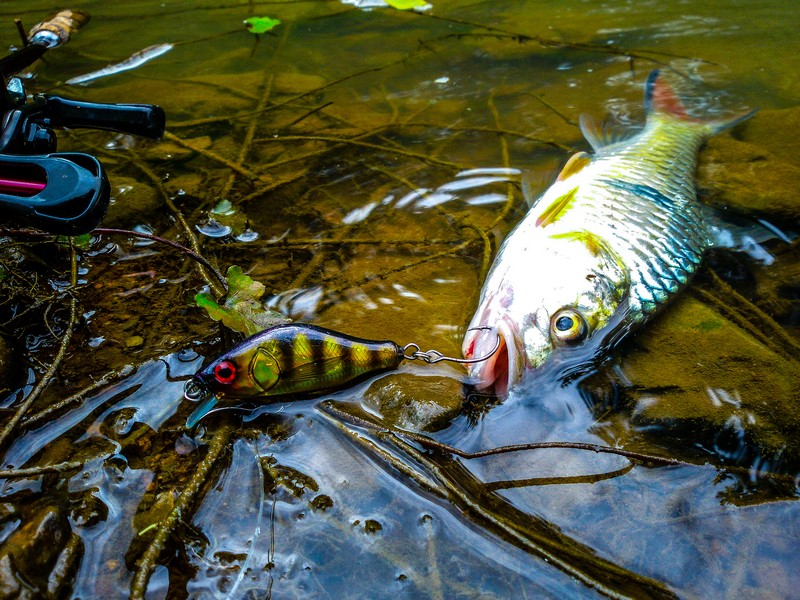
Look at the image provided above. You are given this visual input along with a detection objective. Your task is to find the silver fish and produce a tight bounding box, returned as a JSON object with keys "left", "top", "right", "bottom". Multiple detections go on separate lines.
{"left": 462, "top": 70, "right": 754, "bottom": 393}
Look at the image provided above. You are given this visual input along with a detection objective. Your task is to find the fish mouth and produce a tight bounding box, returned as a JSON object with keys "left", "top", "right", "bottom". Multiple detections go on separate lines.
{"left": 463, "top": 319, "right": 522, "bottom": 395}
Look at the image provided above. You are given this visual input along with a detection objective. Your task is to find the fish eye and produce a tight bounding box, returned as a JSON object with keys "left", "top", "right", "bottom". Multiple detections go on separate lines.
{"left": 550, "top": 308, "right": 589, "bottom": 345}
{"left": 213, "top": 360, "right": 237, "bottom": 384}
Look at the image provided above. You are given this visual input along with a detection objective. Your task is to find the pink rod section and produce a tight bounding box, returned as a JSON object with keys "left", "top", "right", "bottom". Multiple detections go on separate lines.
{"left": 0, "top": 178, "right": 47, "bottom": 194}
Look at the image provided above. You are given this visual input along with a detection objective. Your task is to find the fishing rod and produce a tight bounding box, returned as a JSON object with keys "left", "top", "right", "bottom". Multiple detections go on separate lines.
{"left": 0, "top": 10, "right": 165, "bottom": 235}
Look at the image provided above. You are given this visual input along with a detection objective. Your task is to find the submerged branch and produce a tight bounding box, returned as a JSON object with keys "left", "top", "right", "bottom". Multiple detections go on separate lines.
{"left": 125, "top": 154, "right": 225, "bottom": 297}
{"left": 94, "top": 228, "right": 228, "bottom": 291}
{"left": 0, "top": 228, "right": 227, "bottom": 292}
{"left": 320, "top": 400, "right": 799, "bottom": 484}
{"left": 24, "top": 364, "right": 137, "bottom": 427}
{"left": 484, "top": 463, "right": 636, "bottom": 490}
{"left": 256, "top": 134, "right": 466, "bottom": 171}
{"left": 130, "top": 422, "right": 234, "bottom": 600}
{"left": 162, "top": 131, "right": 262, "bottom": 181}
{"left": 0, "top": 460, "right": 83, "bottom": 479}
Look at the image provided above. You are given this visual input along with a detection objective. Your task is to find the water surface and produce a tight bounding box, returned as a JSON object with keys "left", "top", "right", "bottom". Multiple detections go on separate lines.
{"left": 0, "top": 1, "right": 798, "bottom": 598}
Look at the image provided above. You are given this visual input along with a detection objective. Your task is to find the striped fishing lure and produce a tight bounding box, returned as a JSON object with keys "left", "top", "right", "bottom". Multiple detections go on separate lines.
{"left": 184, "top": 323, "right": 498, "bottom": 427}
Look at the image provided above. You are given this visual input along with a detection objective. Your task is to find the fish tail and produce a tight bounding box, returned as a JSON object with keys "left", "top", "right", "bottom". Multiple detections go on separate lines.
{"left": 645, "top": 69, "right": 756, "bottom": 135}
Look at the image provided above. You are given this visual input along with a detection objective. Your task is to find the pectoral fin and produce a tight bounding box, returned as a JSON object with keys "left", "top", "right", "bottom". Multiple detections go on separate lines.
{"left": 536, "top": 187, "right": 578, "bottom": 228}
{"left": 556, "top": 152, "right": 591, "bottom": 181}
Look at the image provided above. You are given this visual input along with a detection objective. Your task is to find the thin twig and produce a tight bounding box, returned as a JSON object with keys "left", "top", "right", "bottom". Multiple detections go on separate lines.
{"left": 484, "top": 463, "right": 636, "bottom": 490}
{"left": 24, "top": 365, "right": 136, "bottom": 427}
{"left": 0, "top": 242, "right": 78, "bottom": 453}
{"left": 319, "top": 400, "right": 798, "bottom": 484}
{"left": 0, "top": 227, "right": 228, "bottom": 292}
{"left": 0, "top": 460, "right": 83, "bottom": 479}
{"left": 521, "top": 92, "right": 578, "bottom": 128}
{"left": 124, "top": 156, "right": 225, "bottom": 297}
{"left": 256, "top": 134, "right": 466, "bottom": 171}
{"left": 460, "top": 223, "right": 494, "bottom": 284}
{"left": 487, "top": 92, "right": 519, "bottom": 229}
{"left": 404, "top": 433, "right": 688, "bottom": 466}
{"left": 94, "top": 228, "right": 227, "bottom": 291}
{"left": 162, "top": 131, "right": 262, "bottom": 182}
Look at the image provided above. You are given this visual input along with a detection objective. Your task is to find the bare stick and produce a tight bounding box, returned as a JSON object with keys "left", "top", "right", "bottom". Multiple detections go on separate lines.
{"left": 0, "top": 227, "right": 228, "bottom": 292}
{"left": 319, "top": 401, "right": 685, "bottom": 467}
{"left": 256, "top": 134, "right": 466, "bottom": 171}
{"left": 93, "top": 228, "right": 227, "bottom": 290}
{"left": 24, "top": 365, "right": 136, "bottom": 426}
{"left": 125, "top": 155, "right": 225, "bottom": 297}
{"left": 130, "top": 423, "right": 234, "bottom": 599}
{"left": 0, "top": 460, "right": 83, "bottom": 479}
{"left": 162, "top": 131, "right": 262, "bottom": 181}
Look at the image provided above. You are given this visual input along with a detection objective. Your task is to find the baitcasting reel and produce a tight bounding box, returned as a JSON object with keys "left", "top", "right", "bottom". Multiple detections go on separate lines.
{"left": 0, "top": 10, "right": 165, "bottom": 235}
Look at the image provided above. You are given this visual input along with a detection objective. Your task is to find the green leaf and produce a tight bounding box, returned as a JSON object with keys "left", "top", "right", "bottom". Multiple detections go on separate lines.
{"left": 243, "top": 16, "right": 281, "bottom": 34}
{"left": 211, "top": 198, "right": 235, "bottom": 216}
{"left": 195, "top": 265, "right": 290, "bottom": 336}
{"left": 386, "top": 0, "right": 429, "bottom": 9}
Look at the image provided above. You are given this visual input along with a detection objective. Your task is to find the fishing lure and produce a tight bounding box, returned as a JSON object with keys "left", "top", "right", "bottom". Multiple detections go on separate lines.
{"left": 184, "top": 323, "right": 499, "bottom": 427}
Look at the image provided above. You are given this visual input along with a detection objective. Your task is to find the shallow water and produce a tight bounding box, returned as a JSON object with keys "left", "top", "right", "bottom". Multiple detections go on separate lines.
{"left": 0, "top": 1, "right": 798, "bottom": 598}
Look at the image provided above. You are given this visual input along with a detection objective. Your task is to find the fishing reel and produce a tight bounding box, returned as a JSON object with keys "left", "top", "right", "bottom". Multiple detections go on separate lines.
{"left": 0, "top": 10, "right": 166, "bottom": 235}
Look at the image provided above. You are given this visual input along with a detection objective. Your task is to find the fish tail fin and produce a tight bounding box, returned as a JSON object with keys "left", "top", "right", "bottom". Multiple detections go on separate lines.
{"left": 644, "top": 69, "right": 756, "bottom": 135}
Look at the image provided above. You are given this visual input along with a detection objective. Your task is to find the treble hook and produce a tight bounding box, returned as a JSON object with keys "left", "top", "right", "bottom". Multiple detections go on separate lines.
{"left": 402, "top": 327, "right": 501, "bottom": 365}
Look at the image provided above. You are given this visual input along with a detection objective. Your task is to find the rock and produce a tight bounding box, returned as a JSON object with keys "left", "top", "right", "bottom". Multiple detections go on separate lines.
{"left": 361, "top": 374, "right": 464, "bottom": 432}
{"left": 125, "top": 335, "right": 144, "bottom": 348}
{"left": 698, "top": 106, "right": 800, "bottom": 220}
{"left": 599, "top": 294, "right": 800, "bottom": 467}
{"left": 0, "top": 506, "right": 74, "bottom": 598}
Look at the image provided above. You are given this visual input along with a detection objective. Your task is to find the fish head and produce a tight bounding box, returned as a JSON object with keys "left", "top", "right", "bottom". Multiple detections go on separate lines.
{"left": 463, "top": 227, "right": 628, "bottom": 393}
{"left": 192, "top": 341, "right": 281, "bottom": 399}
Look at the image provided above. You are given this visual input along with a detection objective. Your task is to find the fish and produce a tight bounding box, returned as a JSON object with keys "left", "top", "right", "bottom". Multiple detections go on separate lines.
{"left": 185, "top": 323, "right": 405, "bottom": 426}
{"left": 462, "top": 70, "right": 755, "bottom": 394}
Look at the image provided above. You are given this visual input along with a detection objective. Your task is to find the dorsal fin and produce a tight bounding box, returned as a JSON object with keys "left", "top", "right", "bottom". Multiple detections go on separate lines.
{"left": 644, "top": 69, "right": 689, "bottom": 118}
{"left": 578, "top": 113, "right": 634, "bottom": 151}
{"left": 556, "top": 151, "right": 591, "bottom": 181}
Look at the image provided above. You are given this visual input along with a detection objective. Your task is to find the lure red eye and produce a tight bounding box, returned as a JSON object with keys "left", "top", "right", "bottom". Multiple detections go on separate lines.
{"left": 213, "top": 361, "right": 236, "bottom": 384}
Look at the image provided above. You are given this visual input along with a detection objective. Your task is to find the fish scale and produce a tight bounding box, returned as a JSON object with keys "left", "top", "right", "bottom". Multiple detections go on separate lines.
{"left": 463, "top": 70, "right": 754, "bottom": 392}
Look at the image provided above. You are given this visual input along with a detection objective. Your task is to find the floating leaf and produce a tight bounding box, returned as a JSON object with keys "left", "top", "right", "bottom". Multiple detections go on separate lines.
{"left": 385, "top": 0, "right": 430, "bottom": 9}
{"left": 210, "top": 198, "right": 235, "bottom": 216}
{"left": 243, "top": 16, "right": 281, "bottom": 34}
{"left": 195, "top": 265, "right": 290, "bottom": 335}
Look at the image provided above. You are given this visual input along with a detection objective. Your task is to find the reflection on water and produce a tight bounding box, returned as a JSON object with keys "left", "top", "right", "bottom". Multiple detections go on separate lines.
{"left": 0, "top": 0, "right": 798, "bottom": 598}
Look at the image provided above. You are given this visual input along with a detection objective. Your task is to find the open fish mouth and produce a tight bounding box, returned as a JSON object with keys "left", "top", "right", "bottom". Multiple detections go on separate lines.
{"left": 463, "top": 319, "right": 522, "bottom": 395}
